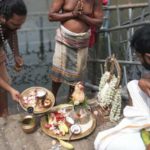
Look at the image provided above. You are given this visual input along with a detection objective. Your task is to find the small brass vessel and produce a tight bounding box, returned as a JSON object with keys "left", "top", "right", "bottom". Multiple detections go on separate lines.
{"left": 21, "top": 115, "right": 36, "bottom": 134}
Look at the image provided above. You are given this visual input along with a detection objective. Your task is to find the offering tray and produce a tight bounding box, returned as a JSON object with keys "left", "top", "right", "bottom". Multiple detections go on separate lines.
{"left": 40, "top": 104, "right": 96, "bottom": 140}
{"left": 19, "top": 87, "right": 55, "bottom": 114}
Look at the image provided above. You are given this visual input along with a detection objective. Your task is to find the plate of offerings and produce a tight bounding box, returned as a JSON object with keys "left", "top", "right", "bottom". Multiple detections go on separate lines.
{"left": 40, "top": 104, "right": 96, "bottom": 140}
{"left": 19, "top": 87, "right": 55, "bottom": 114}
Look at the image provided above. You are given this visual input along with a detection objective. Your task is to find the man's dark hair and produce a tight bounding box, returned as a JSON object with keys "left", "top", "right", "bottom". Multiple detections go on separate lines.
{"left": 131, "top": 24, "right": 150, "bottom": 54}
{"left": 0, "top": 0, "right": 27, "bottom": 20}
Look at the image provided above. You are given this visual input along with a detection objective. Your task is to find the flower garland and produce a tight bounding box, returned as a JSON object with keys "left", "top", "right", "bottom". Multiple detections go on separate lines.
{"left": 97, "top": 71, "right": 122, "bottom": 122}
{"left": 98, "top": 71, "right": 110, "bottom": 91}
{"left": 109, "top": 86, "right": 122, "bottom": 121}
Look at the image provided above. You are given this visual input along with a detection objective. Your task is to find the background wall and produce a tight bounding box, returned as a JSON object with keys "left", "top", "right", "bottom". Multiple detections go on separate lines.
{"left": 7, "top": 0, "right": 149, "bottom": 113}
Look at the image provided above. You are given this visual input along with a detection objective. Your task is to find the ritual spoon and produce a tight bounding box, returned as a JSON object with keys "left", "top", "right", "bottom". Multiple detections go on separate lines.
{"left": 69, "top": 124, "right": 81, "bottom": 141}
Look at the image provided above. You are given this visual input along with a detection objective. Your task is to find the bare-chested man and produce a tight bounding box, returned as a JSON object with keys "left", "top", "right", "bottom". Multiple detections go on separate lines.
{"left": 48, "top": 0, "right": 103, "bottom": 101}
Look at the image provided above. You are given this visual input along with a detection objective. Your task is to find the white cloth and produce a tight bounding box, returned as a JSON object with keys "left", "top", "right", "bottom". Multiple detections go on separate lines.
{"left": 94, "top": 80, "right": 150, "bottom": 150}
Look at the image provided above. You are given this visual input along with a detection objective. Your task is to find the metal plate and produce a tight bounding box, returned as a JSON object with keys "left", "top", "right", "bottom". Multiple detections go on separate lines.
{"left": 40, "top": 104, "right": 96, "bottom": 140}
{"left": 19, "top": 87, "right": 55, "bottom": 114}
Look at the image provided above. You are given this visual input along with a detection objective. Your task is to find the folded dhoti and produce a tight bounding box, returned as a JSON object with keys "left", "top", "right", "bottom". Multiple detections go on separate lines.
{"left": 94, "top": 80, "right": 150, "bottom": 150}
{"left": 50, "top": 25, "right": 90, "bottom": 85}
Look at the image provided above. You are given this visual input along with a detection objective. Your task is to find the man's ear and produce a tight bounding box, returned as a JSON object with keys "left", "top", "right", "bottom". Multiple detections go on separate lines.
{"left": 0, "top": 15, "right": 6, "bottom": 24}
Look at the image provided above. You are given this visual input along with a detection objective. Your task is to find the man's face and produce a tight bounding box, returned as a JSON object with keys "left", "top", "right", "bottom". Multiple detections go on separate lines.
{"left": 138, "top": 53, "right": 150, "bottom": 70}
{"left": 5, "top": 13, "right": 26, "bottom": 31}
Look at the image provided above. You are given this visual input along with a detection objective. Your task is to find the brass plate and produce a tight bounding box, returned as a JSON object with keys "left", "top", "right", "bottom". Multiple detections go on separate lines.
{"left": 19, "top": 87, "right": 55, "bottom": 114}
{"left": 40, "top": 105, "right": 96, "bottom": 140}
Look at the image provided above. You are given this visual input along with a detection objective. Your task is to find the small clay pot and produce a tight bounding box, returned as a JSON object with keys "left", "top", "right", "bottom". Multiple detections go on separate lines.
{"left": 21, "top": 115, "right": 36, "bottom": 134}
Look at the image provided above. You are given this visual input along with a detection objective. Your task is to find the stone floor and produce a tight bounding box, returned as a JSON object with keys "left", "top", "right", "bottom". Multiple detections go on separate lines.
{"left": 4, "top": 90, "right": 120, "bottom": 150}
{"left": 0, "top": 113, "right": 117, "bottom": 150}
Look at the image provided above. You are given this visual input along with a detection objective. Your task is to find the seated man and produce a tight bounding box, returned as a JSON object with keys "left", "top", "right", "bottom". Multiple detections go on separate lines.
{"left": 94, "top": 24, "right": 150, "bottom": 150}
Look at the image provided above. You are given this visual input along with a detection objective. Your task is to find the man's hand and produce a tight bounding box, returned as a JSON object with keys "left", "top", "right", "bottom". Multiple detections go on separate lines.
{"left": 138, "top": 78, "right": 150, "bottom": 96}
{"left": 9, "top": 88, "right": 20, "bottom": 102}
{"left": 14, "top": 55, "right": 24, "bottom": 71}
{"left": 72, "top": 10, "right": 82, "bottom": 17}
{"left": 72, "top": 0, "right": 83, "bottom": 17}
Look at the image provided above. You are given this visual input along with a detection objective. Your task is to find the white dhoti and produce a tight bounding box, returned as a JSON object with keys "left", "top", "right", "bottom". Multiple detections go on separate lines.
{"left": 94, "top": 80, "right": 150, "bottom": 150}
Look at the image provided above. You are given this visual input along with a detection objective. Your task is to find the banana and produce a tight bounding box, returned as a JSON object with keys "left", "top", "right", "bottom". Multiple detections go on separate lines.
{"left": 62, "top": 123, "right": 69, "bottom": 133}
{"left": 141, "top": 129, "right": 150, "bottom": 145}
{"left": 58, "top": 122, "right": 69, "bottom": 134}
{"left": 58, "top": 124, "right": 66, "bottom": 135}
{"left": 58, "top": 139, "right": 74, "bottom": 150}
{"left": 48, "top": 118, "right": 53, "bottom": 124}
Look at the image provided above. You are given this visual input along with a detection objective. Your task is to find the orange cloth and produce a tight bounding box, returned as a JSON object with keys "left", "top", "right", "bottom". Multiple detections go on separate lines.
{"left": 89, "top": 26, "right": 97, "bottom": 48}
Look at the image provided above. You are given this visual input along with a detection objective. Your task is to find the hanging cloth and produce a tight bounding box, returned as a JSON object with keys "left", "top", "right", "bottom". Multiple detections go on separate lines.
{"left": 88, "top": 0, "right": 108, "bottom": 48}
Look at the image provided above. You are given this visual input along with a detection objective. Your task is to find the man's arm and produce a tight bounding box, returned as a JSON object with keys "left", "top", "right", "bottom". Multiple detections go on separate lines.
{"left": 138, "top": 78, "right": 150, "bottom": 97}
{"left": 8, "top": 31, "right": 23, "bottom": 70}
{"left": 78, "top": 0, "right": 103, "bottom": 27}
{"left": 48, "top": 0, "right": 78, "bottom": 22}
{"left": 0, "top": 77, "right": 20, "bottom": 101}
{"left": 8, "top": 31, "right": 19, "bottom": 56}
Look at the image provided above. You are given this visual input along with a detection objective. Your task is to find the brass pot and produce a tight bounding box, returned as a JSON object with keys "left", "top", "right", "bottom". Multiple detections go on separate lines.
{"left": 21, "top": 115, "right": 36, "bottom": 134}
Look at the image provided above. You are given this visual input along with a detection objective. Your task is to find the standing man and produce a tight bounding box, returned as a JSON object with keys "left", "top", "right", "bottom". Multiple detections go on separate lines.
{"left": 0, "top": 0, "right": 27, "bottom": 116}
{"left": 48, "top": 0, "right": 103, "bottom": 101}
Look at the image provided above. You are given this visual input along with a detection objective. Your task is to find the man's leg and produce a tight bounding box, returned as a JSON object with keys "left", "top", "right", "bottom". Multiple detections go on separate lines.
{"left": 52, "top": 81, "right": 61, "bottom": 99}
{"left": 51, "top": 81, "right": 75, "bottom": 103}
{"left": 0, "top": 90, "right": 8, "bottom": 117}
{"left": 68, "top": 85, "right": 74, "bottom": 100}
